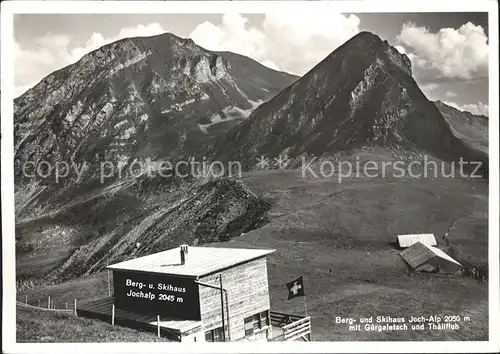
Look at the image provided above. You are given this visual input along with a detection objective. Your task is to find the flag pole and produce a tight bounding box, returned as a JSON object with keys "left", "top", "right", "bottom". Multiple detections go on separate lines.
{"left": 303, "top": 295, "right": 308, "bottom": 316}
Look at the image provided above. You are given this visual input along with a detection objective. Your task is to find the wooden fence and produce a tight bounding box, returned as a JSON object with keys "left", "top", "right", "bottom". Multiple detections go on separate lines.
{"left": 17, "top": 298, "right": 311, "bottom": 341}
{"left": 16, "top": 301, "right": 74, "bottom": 314}
{"left": 16, "top": 295, "right": 78, "bottom": 315}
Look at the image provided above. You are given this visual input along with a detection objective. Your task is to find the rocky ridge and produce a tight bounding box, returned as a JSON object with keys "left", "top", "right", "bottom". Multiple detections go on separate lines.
{"left": 216, "top": 32, "right": 487, "bottom": 170}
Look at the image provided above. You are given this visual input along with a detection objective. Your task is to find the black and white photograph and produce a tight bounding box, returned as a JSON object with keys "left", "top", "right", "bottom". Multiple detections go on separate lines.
{"left": 1, "top": 1, "right": 499, "bottom": 353}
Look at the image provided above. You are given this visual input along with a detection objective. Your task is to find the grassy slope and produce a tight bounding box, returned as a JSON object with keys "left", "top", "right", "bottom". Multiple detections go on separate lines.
{"left": 226, "top": 168, "right": 488, "bottom": 341}
{"left": 17, "top": 165, "right": 488, "bottom": 341}
{"left": 17, "top": 307, "right": 169, "bottom": 343}
{"left": 18, "top": 271, "right": 112, "bottom": 309}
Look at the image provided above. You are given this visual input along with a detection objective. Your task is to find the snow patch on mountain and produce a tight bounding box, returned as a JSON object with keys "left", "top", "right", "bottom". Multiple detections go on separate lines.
{"left": 65, "top": 101, "right": 84, "bottom": 124}
{"left": 109, "top": 50, "right": 152, "bottom": 76}
{"left": 119, "top": 126, "right": 137, "bottom": 140}
{"left": 114, "top": 120, "right": 127, "bottom": 129}
{"left": 161, "top": 98, "right": 196, "bottom": 114}
{"left": 198, "top": 99, "right": 264, "bottom": 135}
{"left": 226, "top": 99, "right": 264, "bottom": 118}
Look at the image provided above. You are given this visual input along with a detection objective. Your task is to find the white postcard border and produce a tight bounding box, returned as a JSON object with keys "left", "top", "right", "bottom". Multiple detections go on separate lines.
{"left": 1, "top": 1, "right": 499, "bottom": 353}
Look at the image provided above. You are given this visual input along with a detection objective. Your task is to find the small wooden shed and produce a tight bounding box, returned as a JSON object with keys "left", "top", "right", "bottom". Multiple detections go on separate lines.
{"left": 397, "top": 233, "right": 437, "bottom": 248}
{"left": 400, "top": 241, "right": 462, "bottom": 274}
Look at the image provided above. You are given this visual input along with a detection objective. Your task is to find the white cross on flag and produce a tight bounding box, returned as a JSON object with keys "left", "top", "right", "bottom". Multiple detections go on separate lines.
{"left": 286, "top": 276, "right": 305, "bottom": 300}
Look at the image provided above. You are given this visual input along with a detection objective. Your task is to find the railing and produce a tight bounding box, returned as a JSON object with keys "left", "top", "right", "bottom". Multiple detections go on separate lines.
{"left": 270, "top": 311, "right": 304, "bottom": 326}
{"left": 282, "top": 316, "right": 311, "bottom": 341}
{"left": 269, "top": 311, "right": 311, "bottom": 341}
{"left": 16, "top": 294, "right": 81, "bottom": 315}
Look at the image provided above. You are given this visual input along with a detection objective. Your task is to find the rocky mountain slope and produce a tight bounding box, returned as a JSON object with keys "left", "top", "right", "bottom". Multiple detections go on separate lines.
{"left": 216, "top": 32, "right": 487, "bottom": 169}
{"left": 435, "top": 100, "right": 488, "bottom": 155}
{"left": 16, "top": 177, "right": 272, "bottom": 284}
{"left": 40, "top": 179, "right": 272, "bottom": 282}
{"left": 13, "top": 32, "right": 294, "bottom": 284}
{"left": 14, "top": 32, "right": 297, "bottom": 191}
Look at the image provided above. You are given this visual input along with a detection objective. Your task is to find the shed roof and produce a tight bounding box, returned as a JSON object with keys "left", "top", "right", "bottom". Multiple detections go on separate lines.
{"left": 426, "top": 245, "right": 461, "bottom": 265}
{"left": 400, "top": 242, "right": 435, "bottom": 269}
{"left": 397, "top": 233, "right": 437, "bottom": 248}
{"left": 400, "top": 241, "right": 461, "bottom": 269}
{"left": 107, "top": 246, "right": 275, "bottom": 277}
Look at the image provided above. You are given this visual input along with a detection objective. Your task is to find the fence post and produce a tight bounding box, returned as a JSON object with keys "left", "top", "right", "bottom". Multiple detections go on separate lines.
{"left": 25, "top": 295, "right": 28, "bottom": 307}
{"left": 38, "top": 299, "right": 40, "bottom": 307}
{"left": 48, "top": 296, "right": 51, "bottom": 310}
{"left": 65, "top": 302, "right": 68, "bottom": 309}
{"left": 112, "top": 304, "right": 115, "bottom": 326}
{"left": 157, "top": 315, "right": 161, "bottom": 338}
{"left": 74, "top": 299, "right": 77, "bottom": 316}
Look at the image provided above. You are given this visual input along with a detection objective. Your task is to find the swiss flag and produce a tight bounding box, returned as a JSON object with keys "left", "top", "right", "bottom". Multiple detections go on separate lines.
{"left": 286, "top": 276, "right": 305, "bottom": 300}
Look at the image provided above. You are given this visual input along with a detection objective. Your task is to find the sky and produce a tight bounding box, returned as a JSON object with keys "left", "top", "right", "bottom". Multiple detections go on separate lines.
{"left": 13, "top": 12, "right": 490, "bottom": 116}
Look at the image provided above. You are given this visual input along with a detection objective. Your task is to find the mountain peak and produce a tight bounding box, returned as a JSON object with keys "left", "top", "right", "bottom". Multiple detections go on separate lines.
{"left": 352, "top": 30, "right": 383, "bottom": 42}
{"left": 290, "top": 31, "right": 411, "bottom": 82}
{"left": 340, "top": 31, "right": 412, "bottom": 76}
{"left": 13, "top": 31, "right": 298, "bottom": 190}
{"left": 216, "top": 32, "right": 483, "bottom": 168}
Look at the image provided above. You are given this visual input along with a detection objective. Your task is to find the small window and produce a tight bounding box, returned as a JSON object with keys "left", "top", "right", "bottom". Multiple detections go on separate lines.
{"left": 244, "top": 310, "right": 270, "bottom": 337}
{"left": 244, "top": 316, "right": 254, "bottom": 336}
{"left": 260, "top": 310, "right": 270, "bottom": 327}
{"left": 205, "top": 331, "right": 213, "bottom": 342}
{"left": 253, "top": 314, "right": 260, "bottom": 331}
{"left": 205, "top": 327, "right": 224, "bottom": 342}
{"left": 213, "top": 327, "right": 223, "bottom": 342}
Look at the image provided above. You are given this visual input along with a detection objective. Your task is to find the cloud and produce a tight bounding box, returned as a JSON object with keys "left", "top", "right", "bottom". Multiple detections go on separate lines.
{"left": 418, "top": 82, "right": 441, "bottom": 100}
{"left": 445, "top": 91, "right": 457, "bottom": 98}
{"left": 421, "top": 83, "right": 439, "bottom": 91}
{"left": 14, "top": 39, "right": 59, "bottom": 96}
{"left": 443, "top": 100, "right": 489, "bottom": 116}
{"left": 397, "top": 22, "right": 488, "bottom": 80}
{"left": 261, "top": 60, "right": 280, "bottom": 71}
{"left": 190, "top": 14, "right": 266, "bottom": 61}
{"left": 68, "top": 23, "right": 166, "bottom": 63}
{"left": 15, "top": 23, "right": 166, "bottom": 97}
{"left": 16, "top": 14, "right": 359, "bottom": 97}
{"left": 15, "top": 82, "right": 39, "bottom": 97}
{"left": 394, "top": 45, "right": 406, "bottom": 54}
{"left": 190, "top": 12, "right": 360, "bottom": 76}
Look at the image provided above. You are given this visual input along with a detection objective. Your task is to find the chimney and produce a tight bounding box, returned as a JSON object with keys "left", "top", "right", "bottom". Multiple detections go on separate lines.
{"left": 180, "top": 244, "right": 189, "bottom": 265}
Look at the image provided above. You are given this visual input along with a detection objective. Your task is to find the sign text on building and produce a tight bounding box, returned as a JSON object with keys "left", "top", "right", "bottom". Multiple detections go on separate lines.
{"left": 113, "top": 271, "right": 201, "bottom": 319}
